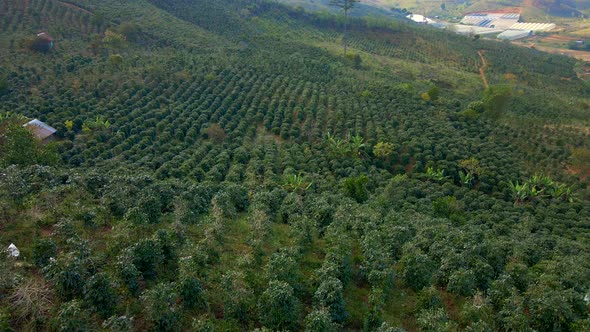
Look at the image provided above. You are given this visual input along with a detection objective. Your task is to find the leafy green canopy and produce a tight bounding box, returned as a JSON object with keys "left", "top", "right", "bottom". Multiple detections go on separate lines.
{"left": 0, "top": 0, "right": 588, "bottom": 331}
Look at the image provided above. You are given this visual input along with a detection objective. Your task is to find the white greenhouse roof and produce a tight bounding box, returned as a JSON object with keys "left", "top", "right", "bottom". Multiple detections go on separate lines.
{"left": 406, "top": 14, "right": 436, "bottom": 24}
{"left": 460, "top": 13, "right": 519, "bottom": 29}
{"left": 452, "top": 25, "right": 504, "bottom": 36}
{"left": 510, "top": 22, "right": 556, "bottom": 32}
{"left": 497, "top": 30, "right": 533, "bottom": 40}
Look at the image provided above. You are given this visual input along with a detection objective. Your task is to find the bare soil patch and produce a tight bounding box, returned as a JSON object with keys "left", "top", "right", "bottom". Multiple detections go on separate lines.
{"left": 513, "top": 42, "right": 590, "bottom": 61}
{"left": 539, "top": 35, "right": 578, "bottom": 43}
{"left": 477, "top": 50, "right": 489, "bottom": 89}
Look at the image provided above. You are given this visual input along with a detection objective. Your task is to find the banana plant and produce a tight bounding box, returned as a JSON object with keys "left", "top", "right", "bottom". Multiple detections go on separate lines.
{"left": 326, "top": 132, "right": 366, "bottom": 158}
{"left": 283, "top": 174, "right": 312, "bottom": 193}
{"left": 562, "top": 186, "right": 574, "bottom": 203}
{"left": 528, "top": 185, "right": 546, "bottom": 201}
{"left": 349, "top": 133, "right": 366, "bottom": 158}
{"left": 0, "top": 112, "right": 27, "bottom": 124}
{"left": 529, "top": 174, "right": 553, "bottom": 192}
{"left": 507, "top": 181, "right": 529, "bottom": 204}
{"left": 426, "top": 166, "right": 448, "bottom": 182}
{"left": 547, "top": 183, "right": 574, "bottom": 202}
{"left": 326, "top": 132, "right": 349, "bottom": 156}
{"left": 459, "top": 171, "right": 474, "bottom": 188}
{"left": 83, "top": 116, "right": 111, "bottom": 133}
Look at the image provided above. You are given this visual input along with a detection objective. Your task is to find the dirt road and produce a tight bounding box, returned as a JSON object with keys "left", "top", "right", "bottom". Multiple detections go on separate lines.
{"left": 477, "top": 50, "right": 489, "bottom": 89}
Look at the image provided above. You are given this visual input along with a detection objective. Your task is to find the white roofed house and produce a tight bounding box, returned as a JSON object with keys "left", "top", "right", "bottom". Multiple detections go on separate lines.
{"left": 23, "top": 119, "right": 57, "bottom": 142}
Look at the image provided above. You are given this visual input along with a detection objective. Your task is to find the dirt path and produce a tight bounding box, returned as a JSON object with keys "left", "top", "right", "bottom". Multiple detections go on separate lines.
{"left": 56, "top": 0, "right": 93, "bottom": 15}
{"left": 477, "top": 50, "right": 489, "bottom": 89}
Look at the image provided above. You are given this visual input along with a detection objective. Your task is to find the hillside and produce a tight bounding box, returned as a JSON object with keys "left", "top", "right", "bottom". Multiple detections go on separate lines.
{"left": 1, "top": 0, "right": 589, "bottom": 331}
{"left": 281, "top": 0, "right": 589, "bottom": 19}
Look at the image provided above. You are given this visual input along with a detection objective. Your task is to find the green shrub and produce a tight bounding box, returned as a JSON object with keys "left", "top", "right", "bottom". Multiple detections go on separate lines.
{"left": 363, "top": 288, "right": 385, "bottom": 332}
{"left": 83, "top": 273, "right": 117, "bottom": 318}
{"left": 126, "top": 238, "right": 164, "bottom": 280}
{"left": 0, "top": 308, "right": 10, "bottom": 331}
{"left": 416, "top": 286, "right": 443, "bottom": 311}
{"left": 447, "top": 269, "right": 477, "bottom": 297}
{"left": 102, "top": 315, "right": 134, "bottom": 332}
{"left": 258, "top": 280, "right": 301, "bottom": 331}
{"left": 0, "top": 123, "right": 59, "bottom": 167}
{"left": 178, "top": 276, "right": 208, "bottom": 311}
{"left": 266, "top": 251, "right": 299, "bottom": 286}
{"left": 142, "top": 283, "right": 180, "bottom": 332}
{"left": 416, "top": 307, "right": 457, "bottom": 332}
{"left": 432, "top": 196, "right": 462, "bottom": 220}
{"left": 221, "top": 271, "right": 255, "bottom": 324}
{"left": 56, "top": 300, "right": 90, "bottom": 332}
{"left": 400, "top": 252, "right": 435, "bottom": 291}
{"left": 0, "top": 74, "right": 8, "bottom": 95}
{"left": 343, "top": 175, "right": 368, "bottom": 203}
{"left": 304, "top": 308, "right": 340, "bottom": 332}
{"left": 43, "top": 256, "right": 87, "bottom": 301}
{"left": 313, "top": 277, "right": 347, "bottom": 324}
{"left": 32, "top": 238, "right": 57, "bottom": 268}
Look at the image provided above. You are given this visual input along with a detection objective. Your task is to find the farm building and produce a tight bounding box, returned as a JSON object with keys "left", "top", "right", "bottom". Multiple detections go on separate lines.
{"left": 452, "top": 25, "right": 504, "bottom": 36}
{"left": 23, "top": 119, "right": 57, "bottom": 141}
{"left": 460, "top": 9, "right": 520, "bottom": 29}
{"left": 456, "top": 8, "right": 555, "bottom": 41}
{"left": 497, "top": 30, "right": 534, "bottom": 41}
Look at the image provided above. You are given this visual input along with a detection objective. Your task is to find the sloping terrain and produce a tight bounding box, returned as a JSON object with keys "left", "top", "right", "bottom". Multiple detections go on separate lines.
{"left": 281, "top": 0, "right": 589, "bottom": 19}
{"left": 0, "top": 0, "right": 589, "bottom": 331}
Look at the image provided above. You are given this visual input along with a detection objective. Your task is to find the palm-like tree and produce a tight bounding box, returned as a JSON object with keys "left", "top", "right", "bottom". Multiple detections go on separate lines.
{"left": 426, "top": 167, "right": 448, "bottom": 182}
{"left": 459, "top": 171, "right": 474, "bottom": 188}
{"left": 0, "top": 112, "right": 27, "bottom": 124}
{"left": 329, "top": 0, "right": 360, "bottom": 57}
{"left": 326, "top": 132, "right": 349, "bottom": 156}
{"left": 507, "top": 181, "right": 529, "bottom": 204}
{"left": 283, "top": 174, "right": 312, "bottom": 193}
{"left": 547, "top": 183, "right": 574, "bottom": 203}
{"left": 349, "top": 133, "right": 365, "bottom": 158}
{"left": 83, "top": 116, "right": 111, "bottom": 133}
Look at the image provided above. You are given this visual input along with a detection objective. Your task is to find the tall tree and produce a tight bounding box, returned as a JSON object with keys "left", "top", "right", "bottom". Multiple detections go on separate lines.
{"left": 329, "top": 0, "right": 359, "bottom": 57}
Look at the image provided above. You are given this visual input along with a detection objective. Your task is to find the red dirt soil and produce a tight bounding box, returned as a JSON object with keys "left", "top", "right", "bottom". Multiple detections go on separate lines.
{"left": 540, "top": 35, "right": 579, "bottom": 43}
{"left": 468, "top": 7, "right": 522, "bottom": 14}
{"left": 477, "top": 50, "right": 489, "bottom": 89}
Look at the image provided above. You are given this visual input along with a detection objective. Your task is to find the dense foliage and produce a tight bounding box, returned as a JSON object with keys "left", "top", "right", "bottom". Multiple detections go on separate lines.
{"left": 0, "top": 0, "right": 589, "bottom": 331}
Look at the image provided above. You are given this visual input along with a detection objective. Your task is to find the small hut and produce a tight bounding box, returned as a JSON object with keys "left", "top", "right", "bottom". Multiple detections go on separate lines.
{"left": 23, "top": 119, "right": 57, "bottom": 142}
{"left": 32, "top": 32, "right": 55, "bottom": 52}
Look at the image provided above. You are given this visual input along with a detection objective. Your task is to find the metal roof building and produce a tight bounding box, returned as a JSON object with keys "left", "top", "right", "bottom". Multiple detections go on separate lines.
{"left": 460, "top": 12, "right": 520, "bottom": 29}
{"left": 452, "top": 25, "right": 505, "bottom": 36}
{"left": 23, "top": 119, "right": 57, "bottom": 140}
